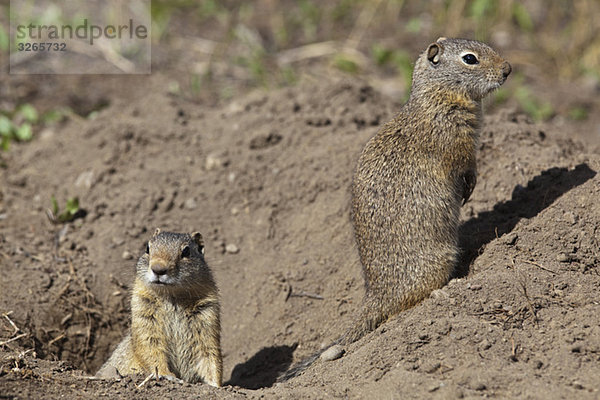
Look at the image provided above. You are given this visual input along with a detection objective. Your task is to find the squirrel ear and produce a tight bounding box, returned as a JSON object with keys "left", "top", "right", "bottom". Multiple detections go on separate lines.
{"left": 153, "top": 228, "right": 161, "bottom": 237}
{"left": 427, "top": 43, "right": 443, "bottom": 65}
{"left": 191, "top": 232, "right": 205, "bottom": 255}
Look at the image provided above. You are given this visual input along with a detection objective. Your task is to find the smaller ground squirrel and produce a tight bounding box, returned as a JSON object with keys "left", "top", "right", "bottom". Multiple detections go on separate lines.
{"left": 280, "top": 37, "right": 510, "bottom": 380}
{"left": 96, "top": 229, "right": 222, "bottom": 387}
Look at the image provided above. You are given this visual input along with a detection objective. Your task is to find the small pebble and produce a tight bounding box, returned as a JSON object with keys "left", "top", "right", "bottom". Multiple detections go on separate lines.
{"left": 480, "top": 339, "right": 492, "bottom": 350}
{"left": 184, "top": 198, "right": 197, "bottom": 210}
{"left": 39, "top": 128, "right": 55, "bottom": 140}
{"left": 75, "top": 170, "right": 95, "bottom": 189}
{"left": 320, "top": 345, "right": 345, "bottom": 361}
{"left": 205, "top": 153, "right": 223, "bottom": 170}
{"left": 430, "top": 288, "right": 449, "bottom": 299}
{"left": 427, "top": 383, "right": 441, "bottom": 392}
{"left": 225, "top": 244, "right": 239, "bottom": 254}
{"left": 564, "top": 211, "right": 577, "bottom": 225}
{"left": 96, "top": 365, "right": 120, "bottom": 379}
{"left": 423, "top": 362, "right": 440, "bottom": 374}
{"left": 501, "top": 232, "right": 518, "bottom": 245}
{"left": 557, "top": 253, "right": 571, "bottom": 263}
{"left": 122, "top": 250, "right": 133, "bottom": 260}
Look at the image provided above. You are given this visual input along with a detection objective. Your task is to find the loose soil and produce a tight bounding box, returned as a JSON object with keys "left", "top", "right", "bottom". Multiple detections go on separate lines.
{"left": 1, "top": 75, "right": 599, "bottom": 399}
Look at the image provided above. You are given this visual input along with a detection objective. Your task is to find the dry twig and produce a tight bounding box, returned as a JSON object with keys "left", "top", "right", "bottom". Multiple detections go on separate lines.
{"left": 276, "top": 41, "right": 339, "bottom": 65}
{"left": 510, "top": 337, "right": 518, "bottom": 361}
{"left": 68, "top": 259, "right": 95, "bottom": 302}
{"left": 523, "top": 259, "right": 557, "bottom": 274}
{"left": 3, "top": 311, "right": 20, "bottom": 334}
{"left": 289, "top": 290, "right": 324, "bottom": 300}
{"left": 137, "top": 372, "right": 156, "bottom": 388}
{"left": 0, "top": 332, "right": 28, "bottom": 347}
{"left": 48, "top": 333, "right": 66, "bottom": 346}
{"left": 515, "top": 269, "right": 539, "bottom": 326}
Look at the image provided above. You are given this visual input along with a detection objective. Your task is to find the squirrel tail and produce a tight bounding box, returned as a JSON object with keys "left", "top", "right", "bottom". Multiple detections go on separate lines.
{"left": 277, "top": 296, "right": 385, "bottom": 382}
{"left": 276, "top": 336, "right": 342, "bottom": 382}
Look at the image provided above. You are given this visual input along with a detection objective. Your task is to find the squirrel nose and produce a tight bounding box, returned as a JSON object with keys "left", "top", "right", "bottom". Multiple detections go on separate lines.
{"left": 502, "top": 61, "right": 511, "bottom": 79}
{"left": 150, "top": 262, "right": 168, "bottom": 276}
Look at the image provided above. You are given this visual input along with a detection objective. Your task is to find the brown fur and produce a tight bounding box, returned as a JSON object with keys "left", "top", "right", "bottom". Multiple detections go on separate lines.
{"left": 279, "top": 37, "right": 510, "bottom": 380}
{"left": 96, "top": 229, "right": 222, "bottom": 387}
{"left": 347, "top": 38, "right": 510, "bottom": 343}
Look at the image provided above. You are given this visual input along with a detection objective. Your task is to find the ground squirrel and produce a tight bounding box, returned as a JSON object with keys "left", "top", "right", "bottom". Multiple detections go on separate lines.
{"left": 281, "top": 37, "right": 510, "bottom": 380}
{"left": 96, "top": 229, "right": 222, "bottom": 387}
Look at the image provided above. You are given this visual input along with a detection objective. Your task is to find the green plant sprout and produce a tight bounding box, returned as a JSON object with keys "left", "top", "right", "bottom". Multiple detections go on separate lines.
{"left": 47, "top": 196, "right": 84, "bottom": 224}
{"left": 0, "top": 103, "right": 40, "bottom": 150}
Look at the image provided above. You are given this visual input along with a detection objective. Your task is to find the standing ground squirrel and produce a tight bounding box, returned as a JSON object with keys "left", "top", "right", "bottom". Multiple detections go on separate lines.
{"left": 281, "top": 37, "right": 510, "bottom": 380}
{"left": 96, "top": 229, "right": 222, "bottom": 387}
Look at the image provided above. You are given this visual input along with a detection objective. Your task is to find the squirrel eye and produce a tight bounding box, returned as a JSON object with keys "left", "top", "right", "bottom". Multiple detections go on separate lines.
{"left": 181, "top": 245, "right": 191, "bottom": 258}
{"left": 145, "top": 243, "right": 150, "bottom": 254}
{"left": 462, "top": 53, "right": 479, "bottom": 65}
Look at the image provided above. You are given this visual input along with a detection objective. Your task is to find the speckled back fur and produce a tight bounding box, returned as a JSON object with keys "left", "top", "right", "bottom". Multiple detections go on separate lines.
{"left": 279, "top": 37, "right": 510, "bottom": 381}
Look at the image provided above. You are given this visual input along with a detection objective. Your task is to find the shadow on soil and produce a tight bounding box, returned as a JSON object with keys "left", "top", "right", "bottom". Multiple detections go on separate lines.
{"left": 226, "top": 344, "right": 296, "bottom": 389}
{"left": 457, "top": 163, "right": 597, "bottom": 277}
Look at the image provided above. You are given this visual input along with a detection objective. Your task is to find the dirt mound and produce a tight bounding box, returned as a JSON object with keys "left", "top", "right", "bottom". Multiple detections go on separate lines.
{"left": 1, "top": 79, "right": 599, "bottom": 399}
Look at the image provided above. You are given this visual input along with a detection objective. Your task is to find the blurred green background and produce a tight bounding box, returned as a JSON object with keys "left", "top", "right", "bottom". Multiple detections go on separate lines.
{"left": 145, "top": 0, "right": 600, "bottom": 120}
{"left": 147, "top": 0, "right": 600, "bottom": 78}
{"left": 1, "top": 0, "right": 599, "bottom": 146}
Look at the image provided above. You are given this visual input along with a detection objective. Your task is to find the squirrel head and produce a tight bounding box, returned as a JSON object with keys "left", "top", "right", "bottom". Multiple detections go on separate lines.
{"left": 136, "top": 229, "right": 213, "bottom": 295}
{"left": 411, "top": 37, "right": 511, "bottom": 102}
